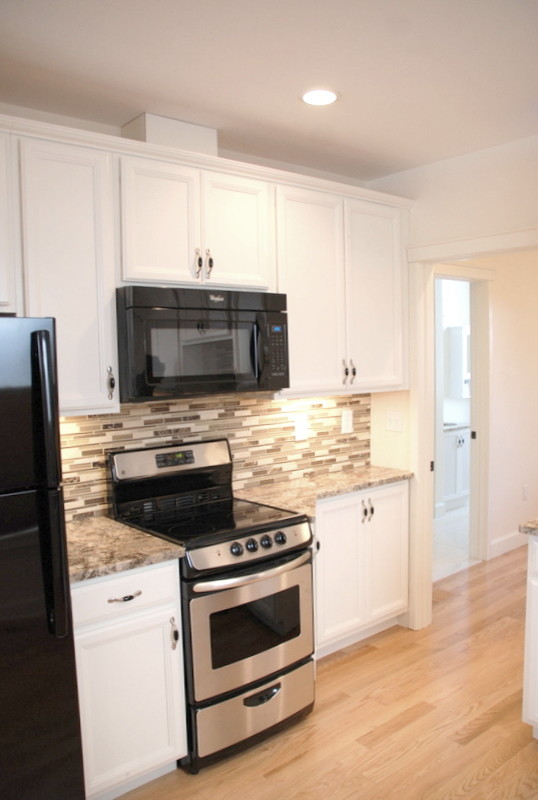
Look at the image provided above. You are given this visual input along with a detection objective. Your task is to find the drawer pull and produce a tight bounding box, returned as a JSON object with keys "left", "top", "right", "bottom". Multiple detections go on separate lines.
{"left": 107, "top": 590, "right": 142, "bottom": 604}
{"left": 170, "top": 616, "right": 179, "bottom": 650}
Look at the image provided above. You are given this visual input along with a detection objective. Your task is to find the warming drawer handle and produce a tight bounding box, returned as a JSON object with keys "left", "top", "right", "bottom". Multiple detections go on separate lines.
{"left": 191, "top": 549, "right": 311, "bottom": 593}
{"left": 107, "top": 590, "right": 142, "bottom": 604}
{"left": 243, "top": 683, "right": 281, "bottom": 707}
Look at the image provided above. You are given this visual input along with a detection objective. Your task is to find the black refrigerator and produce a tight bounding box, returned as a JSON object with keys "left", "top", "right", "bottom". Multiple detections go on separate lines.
{"left": 0, "top": 317, "right": 85, "bottom": 800}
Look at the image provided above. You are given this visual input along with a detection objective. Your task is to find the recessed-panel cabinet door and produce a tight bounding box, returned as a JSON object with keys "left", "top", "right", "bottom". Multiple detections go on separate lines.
{"left": 201, "top": 171, "right": 275, "bottom": 289}
{"left": 121, "top": 156, "right": 200, "bottom": 283}
{"left": 345, "top": 199, "right": 406, "bottom": 391}
{"left": 19, "top": 138, "right": 118, "bottom": 414}
{"left": 277, "top": 186, "right": 346, "bottom": 394}
{"left": 0, "top": 133, "right": 18, "bottom": 313}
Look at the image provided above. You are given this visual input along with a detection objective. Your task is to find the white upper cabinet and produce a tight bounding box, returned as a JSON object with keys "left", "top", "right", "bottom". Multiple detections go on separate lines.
{"left": 277, "top": 186, "right": 346, "bottom": 394}
{"left": 120, "top": 156, "right": 276, "bottom": 289}
{"left": 0, "top": 134, "right": 18, "bottom": 314}
{"left": 277, "top": 185, "right": 408, "bottom": 395}
{"left": 19, "top": 138, "right": 119, "bottom": 415}
{"left": 345, "top": 199, "right": 406, "bottom": 391}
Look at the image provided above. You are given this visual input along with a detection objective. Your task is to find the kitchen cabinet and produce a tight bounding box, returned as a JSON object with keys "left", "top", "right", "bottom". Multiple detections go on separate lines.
{"left": 19, "top": 137, "right": 119, "bottom": 415}
{"left": 442, "top": 427, "right": 470, "bottom": 510}
{"left": 120, "top": 155, "right": 276, "bottom": 289}
{"left": 523, "top": 536, "right": 538, "bottom": 738}
{"left": 277, "top": 185, "right": 407, "bottom": 395}
{"left": 72, "top": 561, "right": 187, "bottom": 799}
{"left": 0, "top": 133, "right": 18, "bottom": 314}
{"left": 315, "top": 481, "right": 409, "bottom": 657}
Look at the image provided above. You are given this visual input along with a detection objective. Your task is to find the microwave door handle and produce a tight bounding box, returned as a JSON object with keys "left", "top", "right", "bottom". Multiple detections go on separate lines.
{"left": 250, "top": 322, "right": 260, "bottom": 378}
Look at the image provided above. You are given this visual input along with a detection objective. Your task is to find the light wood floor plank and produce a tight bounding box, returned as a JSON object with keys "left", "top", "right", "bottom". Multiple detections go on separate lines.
{"left": 120, "top": 544, "right": 538, "bottom": 800}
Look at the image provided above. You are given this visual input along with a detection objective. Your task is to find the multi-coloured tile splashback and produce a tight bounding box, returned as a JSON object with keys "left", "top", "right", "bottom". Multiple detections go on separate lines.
{"left": 60, "top": 393, "right": 371, "bottom": 522}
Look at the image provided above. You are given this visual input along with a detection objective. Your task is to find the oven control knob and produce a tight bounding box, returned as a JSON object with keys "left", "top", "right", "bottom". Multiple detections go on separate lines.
{"left": 246, "top": 538, "right": 258, "bottom": 552}
{"left": 230, "top": 542, "right": 244, "bottom": 556}
{"left": 260, "top": 534, "right": 273, "bottom": 549}
{"left": 275, "top": 530, "right": 287, "bottom": 545}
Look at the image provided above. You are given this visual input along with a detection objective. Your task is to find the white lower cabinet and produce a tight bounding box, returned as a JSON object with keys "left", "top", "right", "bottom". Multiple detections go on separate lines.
{"left": 523, "top": 537, "right": 538, "bottom": 738}
{"left": 71, "top": 561, "right": 187, "bottom": 799}
{"left": 314, "top": 482, "right": 409, "bottom": 657}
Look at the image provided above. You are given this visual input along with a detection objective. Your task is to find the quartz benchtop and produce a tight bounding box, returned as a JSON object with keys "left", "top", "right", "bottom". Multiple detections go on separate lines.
{"left": 519, "top": 520, "right": 538, "bottom": 538}
{"left": 67, "top": 465, "right": 412, "bottom": 583}
{"left": 237, "top": 465, "right": 413, "bottom": 520}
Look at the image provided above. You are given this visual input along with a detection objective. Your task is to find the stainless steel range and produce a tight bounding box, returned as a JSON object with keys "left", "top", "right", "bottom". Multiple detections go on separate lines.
{"left": 109, "top": 439, "right": 315, "bottom": 772}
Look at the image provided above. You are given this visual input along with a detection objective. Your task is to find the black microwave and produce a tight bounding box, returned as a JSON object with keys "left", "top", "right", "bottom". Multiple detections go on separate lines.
{"left": 116, "top": 286, "right": 289, "bottom": 402}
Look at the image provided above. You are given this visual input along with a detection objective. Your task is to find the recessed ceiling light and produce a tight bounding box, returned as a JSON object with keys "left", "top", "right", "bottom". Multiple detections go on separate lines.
{"left": 302, "top": 89, "right": 338, "bottom": 106}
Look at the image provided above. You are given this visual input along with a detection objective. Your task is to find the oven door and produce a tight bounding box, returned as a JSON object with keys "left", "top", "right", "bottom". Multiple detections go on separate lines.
{"left": 184, "top": 550, "right": 313, "bottom": 703}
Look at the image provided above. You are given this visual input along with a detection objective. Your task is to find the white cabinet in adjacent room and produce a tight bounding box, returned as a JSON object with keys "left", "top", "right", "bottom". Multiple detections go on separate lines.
{"left": 315, "top": 481, "right": 409, "bottom": 658}
{"left": 277, "top": 185, "right": 407, "bottom": 395}
{"left": 72, "top": 561, "right": 187, "bottom": 799}
{"left": 120, "top": 156, "right": 276, "bottom": 289}
{"left": 442, "top": 427, "right": 470, "bottom": 510}
{"left": 19, "top": 137, "right": 119, "bottom": 415}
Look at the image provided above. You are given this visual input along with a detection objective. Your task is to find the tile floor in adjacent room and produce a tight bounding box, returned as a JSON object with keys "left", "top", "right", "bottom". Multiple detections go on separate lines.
{"left": 433, "top": 504, "right": 479, "bottom": 581}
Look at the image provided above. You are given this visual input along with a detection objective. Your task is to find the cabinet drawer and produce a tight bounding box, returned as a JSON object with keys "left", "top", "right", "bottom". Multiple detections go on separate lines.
{"left": 71, "top": 561, "right": 180, "bottom": 628}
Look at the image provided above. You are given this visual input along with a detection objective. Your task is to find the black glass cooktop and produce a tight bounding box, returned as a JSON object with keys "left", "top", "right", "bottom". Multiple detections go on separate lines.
{"left": 118, "top": 497, "right": 306, "bottom": 548}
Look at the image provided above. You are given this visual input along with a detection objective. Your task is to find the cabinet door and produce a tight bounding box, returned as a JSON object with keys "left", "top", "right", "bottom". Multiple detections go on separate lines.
{"left": 0, "top": 133, "right": 18, "bottom": 313}
{"left": 121, "top": 156, "right": 200, "bottom": 284}
{"left": 20, "top": 138, "right": 118, "bottom": 414}
{"left": 345, "top": 199, "right": 406, "bottom": 391}
{"left": 315, "top": 493, "right": 366, "bottom": 649}
{"left": 277, "top": 185, "right": 346, "bottom": 394}
{"left": 365, "top": 482, "right": 409, "bottom": 623}
{"left": 75, "top": 606, "right": 186, "bottom": 797}
{"left": 201, "top": 171, "right": 275, "bottom": 289}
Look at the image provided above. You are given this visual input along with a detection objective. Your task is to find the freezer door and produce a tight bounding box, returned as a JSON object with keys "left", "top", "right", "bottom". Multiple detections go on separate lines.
{"left": 0, "top": 490, "right": 85, "bottom": 799}
{"left": 0, "top": 317, "right": 61, "bottom": 492}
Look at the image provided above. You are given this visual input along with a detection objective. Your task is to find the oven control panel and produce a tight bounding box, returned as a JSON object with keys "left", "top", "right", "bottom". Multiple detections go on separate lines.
{"left": 186, "top": 520, "right": 312, "bottom": 572}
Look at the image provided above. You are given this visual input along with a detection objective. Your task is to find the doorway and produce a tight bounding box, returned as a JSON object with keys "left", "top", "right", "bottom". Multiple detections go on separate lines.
{"left": 433, "top": 278, "right": 479, "bottom": 581}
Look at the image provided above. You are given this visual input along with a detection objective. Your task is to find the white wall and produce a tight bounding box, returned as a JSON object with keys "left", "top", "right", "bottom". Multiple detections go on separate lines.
{"left": 369, "top": 139, "right": 538, "bottom": 560}
{"left": 476, "top": 249, "right": 538, "bottom": 556}
{"left": 368, "top": 136, "right": 538, "bottom": 249}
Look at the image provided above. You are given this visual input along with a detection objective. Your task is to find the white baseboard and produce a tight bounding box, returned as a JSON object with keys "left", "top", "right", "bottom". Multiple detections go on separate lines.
{"left": 488, "top": 529, "right": 528, "bottom": 559}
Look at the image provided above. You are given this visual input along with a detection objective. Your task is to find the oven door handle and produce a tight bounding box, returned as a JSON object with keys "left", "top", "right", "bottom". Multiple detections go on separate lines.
{"left": 191, "top": 550, "right": 311, "bottom": 593}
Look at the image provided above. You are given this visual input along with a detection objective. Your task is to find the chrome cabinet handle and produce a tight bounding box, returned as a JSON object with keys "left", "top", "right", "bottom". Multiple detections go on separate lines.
{"left": 170, "top": 616, "right": 179, "bottom": 650}
{"left": 343, "top": 359, "right": 349, "bottom": 384}
{"left": 368, "top": 499, "right": 374, "bottom": 521}
{"left": 350, "top": 359, "right": 357, "bottom": 384}
{"left": 107, "top": 365, "right": 116, "bottom": 400}
{"left": 195, "top": 247, "right": 203, "bottom": 277}
{"left": 107, "top": 589, "right": 142, "bottom": 604}
{"left": 361, "top": 499, "right": 368, "bottom": 523}
{"left": 205, "top": 248, "right": 214, "bottom": 277}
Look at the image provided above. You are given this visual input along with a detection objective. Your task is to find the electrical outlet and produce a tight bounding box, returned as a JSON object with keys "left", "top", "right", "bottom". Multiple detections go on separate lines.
{"left": 341, "top": 408, "right": 353, "bottom": 434}
{"left": 294, "top": 413, "right": 309, "bottom": 441}
{"left": 386, "top": 411, "right": 404, "bottom": 432}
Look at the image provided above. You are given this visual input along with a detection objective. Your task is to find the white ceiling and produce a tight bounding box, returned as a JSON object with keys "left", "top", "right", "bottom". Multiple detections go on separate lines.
{"left": 0, "top": 0, "right": 537, "bottom": 181}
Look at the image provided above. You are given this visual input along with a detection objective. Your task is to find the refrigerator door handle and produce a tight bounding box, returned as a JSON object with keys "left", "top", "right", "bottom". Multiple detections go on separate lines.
{"left": 40, "top": 488, "right": 70, "bottom": 639}
{"left": 31, "top": 329, "right": 62, "bottom": 486}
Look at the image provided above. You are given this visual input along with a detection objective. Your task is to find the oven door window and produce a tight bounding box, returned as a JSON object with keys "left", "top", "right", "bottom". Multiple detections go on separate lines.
{"left": 209, "top": 586, "right": 300, "bottom": 669}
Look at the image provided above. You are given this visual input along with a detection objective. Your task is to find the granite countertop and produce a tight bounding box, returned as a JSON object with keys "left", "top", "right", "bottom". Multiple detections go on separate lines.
{"left": 519, "top": 520, "right": 538, "bottom": 537}
{"left": 237, "top": 465, "right": 413, "bottom": 520}
{"left": 67, "top": 516, "right": 185, "bottom": 584}
{"left": 67, "top": 465, "right": 412, "bottom": 583}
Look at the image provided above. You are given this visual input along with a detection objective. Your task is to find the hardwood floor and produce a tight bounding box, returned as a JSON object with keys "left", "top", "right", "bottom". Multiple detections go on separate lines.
{"left": 120, "top": 545, "right": 538, "bottom": 800}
